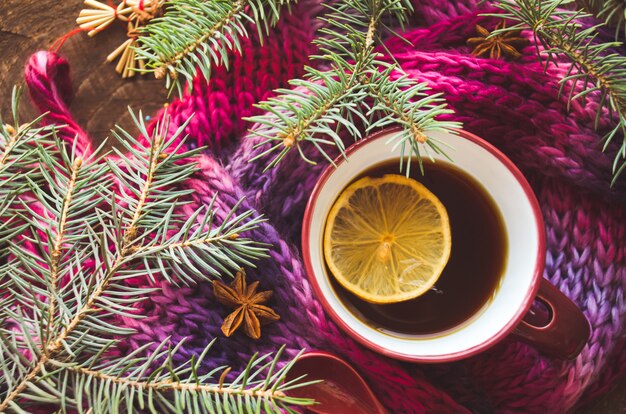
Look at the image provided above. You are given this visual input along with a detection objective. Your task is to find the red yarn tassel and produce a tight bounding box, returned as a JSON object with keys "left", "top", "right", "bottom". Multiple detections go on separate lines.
{"left": 24, "top": 52, "right": 92, "bottom": 155}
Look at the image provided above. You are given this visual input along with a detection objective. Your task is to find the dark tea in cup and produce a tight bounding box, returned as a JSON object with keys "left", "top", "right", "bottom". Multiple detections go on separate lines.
{"left": 327, "top": 160, "right": 508, "bottom": 336}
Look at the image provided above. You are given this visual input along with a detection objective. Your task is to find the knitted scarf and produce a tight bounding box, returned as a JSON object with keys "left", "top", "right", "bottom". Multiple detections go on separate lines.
{"left": 22, "top": 0, "right": 626, "bottom": 412}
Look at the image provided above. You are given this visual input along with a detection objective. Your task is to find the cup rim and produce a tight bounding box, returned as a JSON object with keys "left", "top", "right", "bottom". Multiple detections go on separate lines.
{"left": 301, "top": 127, "right": 546, "bottom": 362}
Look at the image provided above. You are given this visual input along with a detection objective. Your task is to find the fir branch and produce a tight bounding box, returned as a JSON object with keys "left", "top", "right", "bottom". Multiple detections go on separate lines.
{"left": 492, "top": 0, "right": 626, "bottom": 184}
{"left": 578, "top": 0, "right": 626, "bottom": 38}
{"left": 45, "top": 342, "right": 314, "bottom": 414}
{"left": 136, "top": 0, "right": 289, "bottom": 94}
{"left": 0, "top": 102, "right": 311, "bottom": 412}
{"left": 247, "top": 65, "right": 371, "bottom": 168}
{"left": 107, "top": 111, "right": 268, "bottom": 284}
{"left": 0, "top": 88, "right": 56, "bottom": 194}
{"left": 366, "top": 70, "right": 457, "bottom": 174}
{"left": 131, "top": 197, "right": 268, "bottom": 286}
{"left": 246, "top": 0, "right": 459, "bottom": 172}
{"left": 0, "top": 87, "right": 57, "bottom": 318}
{"left": 41, "top": 149, "right": 98, "bottom": 349}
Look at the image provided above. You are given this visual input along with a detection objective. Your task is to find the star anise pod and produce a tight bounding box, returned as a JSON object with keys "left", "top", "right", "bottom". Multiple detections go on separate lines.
{"left": 467, "top": 21, "right": 529, "bottom": 60}
{"left": 213, "top": 269, "right": 280, "bottom": 340}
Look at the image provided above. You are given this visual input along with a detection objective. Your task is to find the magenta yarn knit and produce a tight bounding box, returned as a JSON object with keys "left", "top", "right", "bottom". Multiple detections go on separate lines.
{"left": 22, "top": 1, "right": 626, "bottom": 413}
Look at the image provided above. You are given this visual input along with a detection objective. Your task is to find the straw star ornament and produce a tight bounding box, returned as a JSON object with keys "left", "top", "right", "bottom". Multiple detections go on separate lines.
{"left": 76, "top": 0, "right": 163, "bottom": 77}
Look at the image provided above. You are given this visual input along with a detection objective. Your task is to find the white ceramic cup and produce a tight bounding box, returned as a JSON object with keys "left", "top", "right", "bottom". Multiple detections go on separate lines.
{"left": 302, "top": 127, "right": 590, "bottom": 362}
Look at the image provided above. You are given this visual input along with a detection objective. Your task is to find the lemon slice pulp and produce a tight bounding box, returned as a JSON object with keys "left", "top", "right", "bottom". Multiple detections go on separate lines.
{"left": 323, "top": 174, "right": 451, "bottom": 304}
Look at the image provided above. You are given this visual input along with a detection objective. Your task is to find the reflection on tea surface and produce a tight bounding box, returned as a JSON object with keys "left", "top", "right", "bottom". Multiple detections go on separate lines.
{"left": 327, "top": 161, "right": 508, "bottom": 336}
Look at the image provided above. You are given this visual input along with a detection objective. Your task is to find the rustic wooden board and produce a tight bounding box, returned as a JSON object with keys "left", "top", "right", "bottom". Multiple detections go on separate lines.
{"left": 0, "top": 0, "right": 167, "bottom": 143}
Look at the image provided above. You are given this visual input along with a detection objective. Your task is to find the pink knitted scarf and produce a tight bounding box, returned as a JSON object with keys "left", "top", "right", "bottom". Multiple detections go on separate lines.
{"left": 22, "top": 0, "right": 626, "bottom": 412}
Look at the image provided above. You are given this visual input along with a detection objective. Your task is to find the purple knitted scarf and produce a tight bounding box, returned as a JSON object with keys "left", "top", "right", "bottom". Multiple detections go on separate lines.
{"left": 22, "top": 0, "right": 626, "bottom": 412}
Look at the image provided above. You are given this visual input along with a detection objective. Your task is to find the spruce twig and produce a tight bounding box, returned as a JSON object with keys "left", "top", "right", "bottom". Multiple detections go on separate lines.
{"left": 578, "top": 0, "right": 626, "bottom": 39}
{"left": 136, "top": 0, "right": 288, "bottom": 94}
{"left": 246, "top": 0, "right": 460, "bottom": 172}
{"left": 492, "top": 0, "right": 626, "bottom": 184}
{"left": 0, "top": 100, "right": 313, "bottom": 413}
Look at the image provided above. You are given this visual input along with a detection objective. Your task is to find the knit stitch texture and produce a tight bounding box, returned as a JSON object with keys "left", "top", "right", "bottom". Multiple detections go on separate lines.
{"left": 22, "top": 0, "right": 626, "bottom": 412}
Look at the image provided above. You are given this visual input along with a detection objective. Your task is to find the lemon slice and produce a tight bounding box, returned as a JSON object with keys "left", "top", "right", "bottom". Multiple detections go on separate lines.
{"left": 323, "top": 174, "right": 451, "bottom": 304}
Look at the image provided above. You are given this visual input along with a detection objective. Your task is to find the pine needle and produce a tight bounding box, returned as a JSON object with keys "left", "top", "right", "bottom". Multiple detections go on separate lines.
{"left": 245, "top": 0, "right": 460, "bottom": 172}
{"left": 491, "top": 0, "right": 626, "bottom": 185}
{"left": 0, "top": 97, "right": 313, "bottom": 412}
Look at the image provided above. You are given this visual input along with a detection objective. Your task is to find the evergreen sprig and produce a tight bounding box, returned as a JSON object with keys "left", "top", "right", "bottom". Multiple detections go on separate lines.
{"left": 40, "top": 341, "right": 311, "bottom": 414}
{"left": 492, "top": 0, "right": 626, "bottom": 184}
{"left": 136, "top": 0, "right": 290, "bottom": 94}
{"left": 0, "top": 88, "right": 56, "bottom": 202}
{"left": 0, "top": 87, "right": 57, "bottom": 315}
{"left": 246, "top": 0, "right": 459, "bottom": 173}
{"left": 578, "top": 0, "right": 626, "bottom": 38}
{"left": 0, "top": 97, "right": 314, "bottom": 413}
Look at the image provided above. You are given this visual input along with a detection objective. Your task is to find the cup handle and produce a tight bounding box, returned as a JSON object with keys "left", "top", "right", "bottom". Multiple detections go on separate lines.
{"left": 512, "top": 279, "right": 590, "bottom": 359}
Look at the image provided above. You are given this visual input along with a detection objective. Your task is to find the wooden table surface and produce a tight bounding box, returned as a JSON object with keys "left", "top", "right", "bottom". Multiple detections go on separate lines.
{"left": 0, "top": 1, "right": 624, "bottom": 413}
{"left": 0, "top": 0, "right": 167, "bottom": 141}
